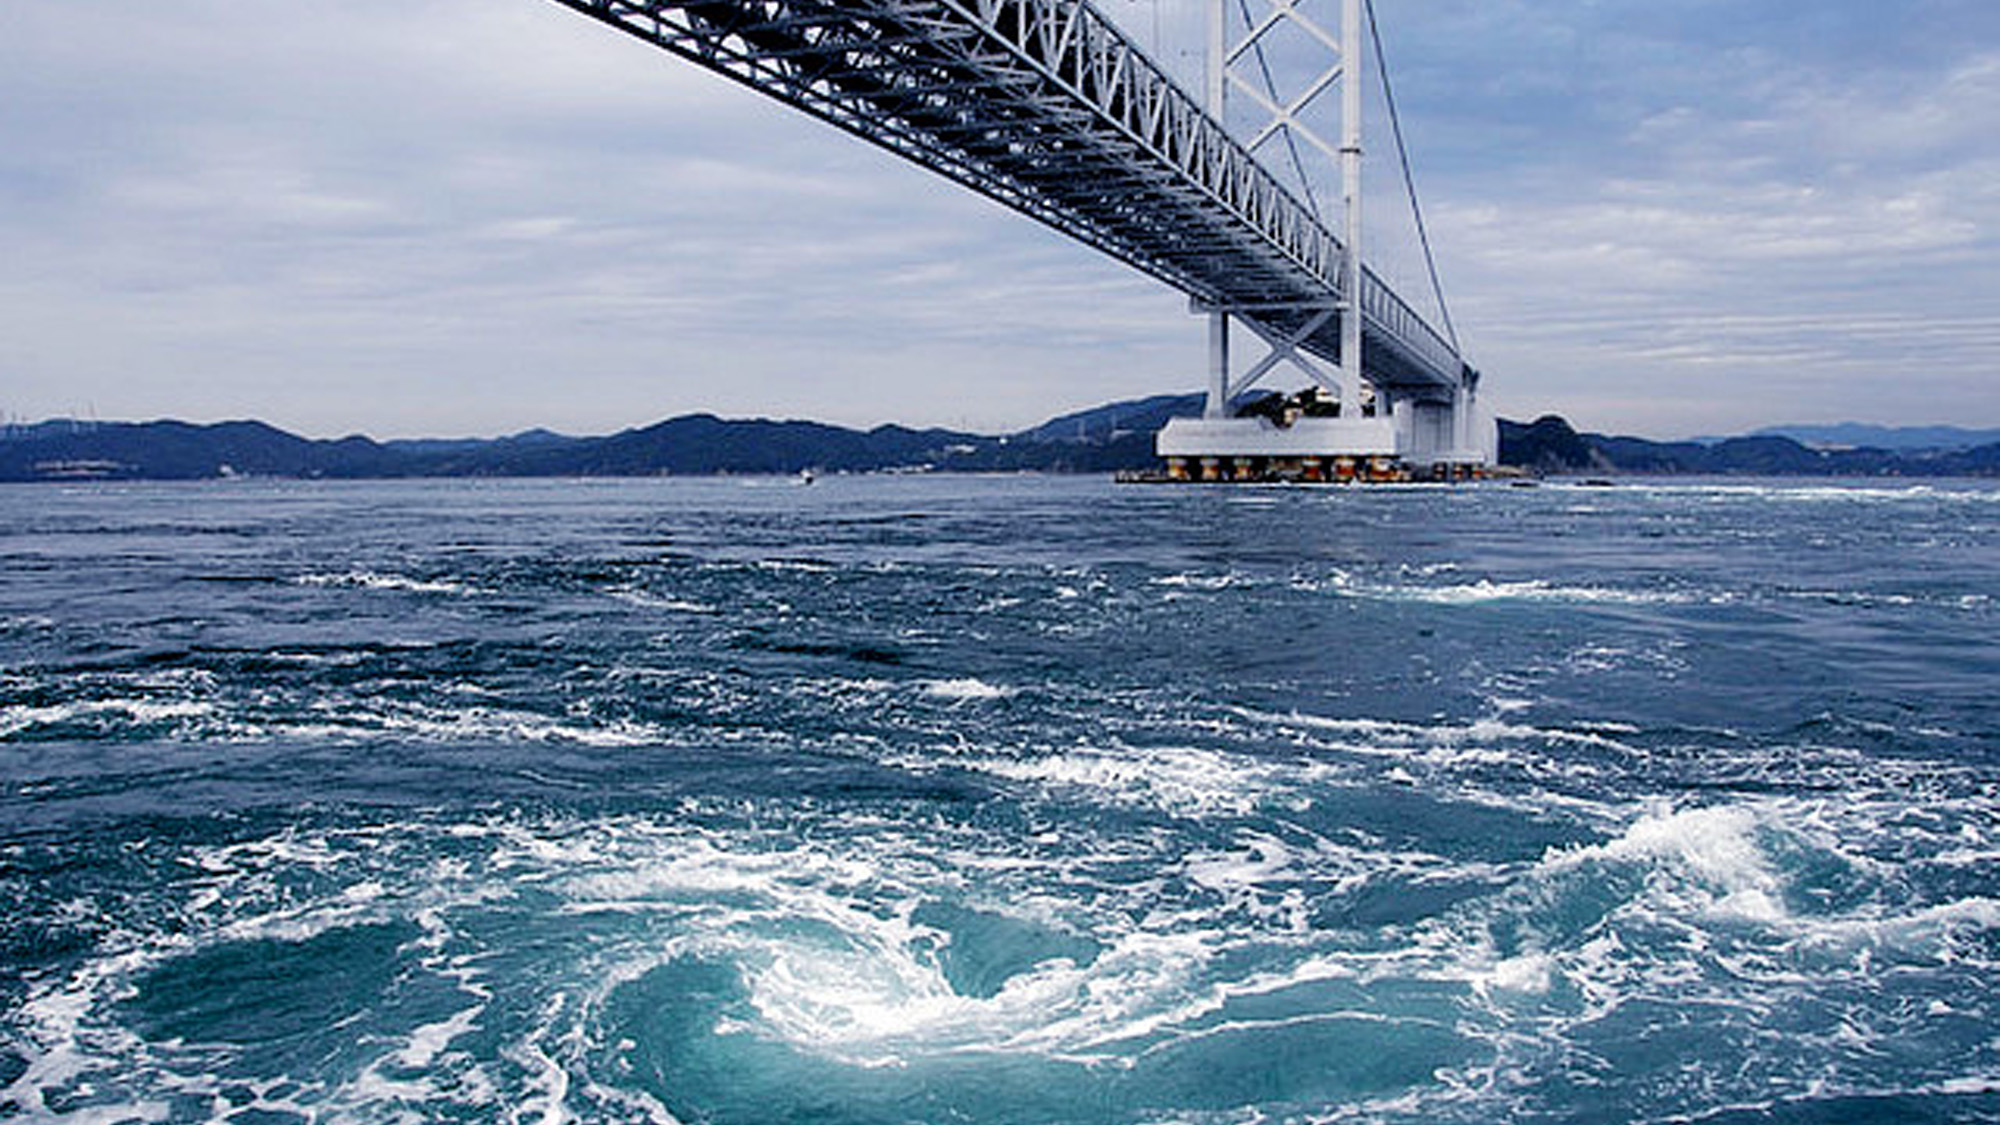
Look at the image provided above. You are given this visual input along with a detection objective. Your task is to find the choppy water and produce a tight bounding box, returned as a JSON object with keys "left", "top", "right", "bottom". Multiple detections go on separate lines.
{"left": 2, "top": 475, "right": 1997, "bottom": 1124}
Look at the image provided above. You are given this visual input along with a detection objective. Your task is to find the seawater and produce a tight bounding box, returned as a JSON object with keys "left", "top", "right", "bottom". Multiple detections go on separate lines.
{"left": 1, "top": 475, "right": 1997, "bottom": 1124}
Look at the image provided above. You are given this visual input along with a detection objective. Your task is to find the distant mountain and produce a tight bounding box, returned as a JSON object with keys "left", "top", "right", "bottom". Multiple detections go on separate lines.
{"left": 1743, "top": 423, "right": 2000, "bottom": 452}
{"left": 492, "top": 416, "right": 980, "bottom": 477}
{"left": 1010, "top": 392, "right": 1205, "bottom": 445}
{"left": 0, "top": 396, "right": 1209, "bottom": 482}
{"left": 0, "top": 419, "right": 399, "bottom": 481}
{"left": 0, "top": 414, "right": 991, "bottom": 482}
{"left": 6, "top": 402, "right": 2000, "bottom": 482}
{"left": 382, "top": 428, "right": 580, "bottom": 457}
{"left": 913, "top": 391, "right": 1209, "bottom": 474}
{"left": 1501, "top": 415, "right": 2000, "bottom": 477}
{"left": 1497, "top": 415, "right": 1610, "bottom": 474}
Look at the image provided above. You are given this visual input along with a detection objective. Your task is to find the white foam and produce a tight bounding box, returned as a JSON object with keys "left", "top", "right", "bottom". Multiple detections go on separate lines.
{"left": 608, "top": 590, "right": 717, "bottom": 613}
{"left": 1184, "top": 834, "right": 1299, "bottom": 893}
{"left": 0, "top": 823, "right": 744, "bottom": 1118}
{"left": 1365, "top": 578, "right": 1694, "bottom": 606}
{"left": 295, "top": 570, "right": 479, "bottom": 595}
{"left": 2, "top": 1098, "right": 170, "bottom": 1125}
{"left": 1589, "top": 480, "right": 1984, "bottom": 504}
{"left": 398, "top": 1004, "right": 484, "bottom": 1069}
{"left": 1152, "top": 573, "right": 1240, "bottom": 590}
{"left": 747, "top": 935, "right": 969, "bottom": 1063}
{"left": 0, "top": 699, "right": 214, "bottom": 737}
{"left": 1937, "top": 1074, "right": 2000, "bottom": 1095}
{"left": 517, "top": 822, "right": 1247, "bottom": 1067}
{"left": 561, "top": 840, "right": 809, "bottom": 906}
{"left": 1238, "top": 707, "right": 1641, "bottom": 758}
{"left": 1787, "top": 895, "right": 2000, "bottom": 955}
{"left": 920, "top": 678, "right": 1013, "bottom": 701}
{"left": 746, "top": 918, "right": 1193, "bottom": 1068}
{"left": 1478, "top": 952, "right": 1556, "bottom": 997}
{"left": 506, "top": 998, "right": 576, "bottom": 1125}
{"left": 917, "top": 743, "right": 1299, "bottom": 817}
{"left": 1546, "top": 804, "right": 1788, "bottom": 923}
{"left": 750, "top": 559, "right": 835, "bottom": 574}
{"left": 18, "top": 748, "right": 1990, "bottom": 1124}
{"left": 1928, "top": 848, "right": 2000, "bottom": 868}
{"left": 2, "top": 938, "right": 189, "bottom": 1124}
{"left": 1308, "top": 565, "right": 1700, "bottom": 606}
{"left": 271, "top": 700, "right": 660, "bottom": 748}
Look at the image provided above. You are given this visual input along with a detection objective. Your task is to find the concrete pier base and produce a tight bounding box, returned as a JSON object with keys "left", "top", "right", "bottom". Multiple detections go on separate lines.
{"left": 1153, "top": 407, "right": 1494, "bottom": 483}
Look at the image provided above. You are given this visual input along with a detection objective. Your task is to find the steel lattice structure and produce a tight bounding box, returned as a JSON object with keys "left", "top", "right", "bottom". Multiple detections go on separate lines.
{"left": 547, "top": 0, "right": 1473, "bottom": 397}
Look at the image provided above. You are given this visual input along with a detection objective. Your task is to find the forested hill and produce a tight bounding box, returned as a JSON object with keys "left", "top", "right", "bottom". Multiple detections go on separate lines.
{"left": 1498, "top": 415, "right": 2000, "bottom": 477}
{"left": 5, "top": 402, "right": 1998, "bottom": 481}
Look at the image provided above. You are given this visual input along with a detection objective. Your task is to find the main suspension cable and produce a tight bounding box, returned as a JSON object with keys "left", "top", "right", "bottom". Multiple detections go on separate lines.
{"left": 1366, "top": 0, "right": 1460, "bottom": 353}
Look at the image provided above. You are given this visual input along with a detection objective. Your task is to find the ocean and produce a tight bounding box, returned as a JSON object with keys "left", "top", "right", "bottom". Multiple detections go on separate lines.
{"left": 2, "top": 474, "right": 1996, "bottom": 1123}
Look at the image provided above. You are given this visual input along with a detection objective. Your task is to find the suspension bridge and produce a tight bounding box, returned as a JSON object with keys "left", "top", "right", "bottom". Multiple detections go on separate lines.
{"left": 546, "top": 0, "right": 1493, "bottom": 480}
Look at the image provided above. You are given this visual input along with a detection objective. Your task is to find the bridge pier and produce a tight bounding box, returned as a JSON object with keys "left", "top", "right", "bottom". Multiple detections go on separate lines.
{"left": 1142, "top": 0, "right": 1491, "bottom": 484}
{"left": 1155, "top": 396, "right": 1493, "bottom": 483}
{"left": 1205, "top": 312, "right": 1229, "bottom": 420}
{"left": 1158, "top": 291, "right": 1494, "bottom": 483}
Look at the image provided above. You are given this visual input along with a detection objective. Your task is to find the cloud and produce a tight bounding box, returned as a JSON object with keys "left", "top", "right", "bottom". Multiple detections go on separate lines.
{"left": 1422, "top": 30, "right": 2000, "bottom": 435}
{"left": 1, "top": 0, "right": 1207, "bottom": 435}
{"left": 1, "top": 0, "right": 1994, "bottom": 437}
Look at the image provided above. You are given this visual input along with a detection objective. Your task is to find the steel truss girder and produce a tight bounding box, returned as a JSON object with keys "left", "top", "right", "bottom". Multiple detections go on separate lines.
{"left": 547, "top": 0, "right": 1469, "bottom": 393}
{"left": 1230, "top": 307, "right": 1339, "bottom": 401}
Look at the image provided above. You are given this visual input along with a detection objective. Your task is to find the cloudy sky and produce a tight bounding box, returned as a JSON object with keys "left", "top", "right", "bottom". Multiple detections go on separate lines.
{"left": 3, "top": 0, "right": 1995, "bottom": 438}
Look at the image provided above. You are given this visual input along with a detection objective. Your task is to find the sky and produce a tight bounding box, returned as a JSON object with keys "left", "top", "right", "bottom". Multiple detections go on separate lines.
{"left": 2, "top": 0, "right": 1996, "bottom": 439}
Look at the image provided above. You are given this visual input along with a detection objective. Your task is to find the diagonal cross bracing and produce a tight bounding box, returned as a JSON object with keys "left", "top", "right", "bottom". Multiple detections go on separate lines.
{"left": 548, "top": 0, "right": 1470, "bottom": 395}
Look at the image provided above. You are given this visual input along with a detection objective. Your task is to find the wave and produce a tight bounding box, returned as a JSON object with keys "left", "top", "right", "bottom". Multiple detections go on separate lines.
{"left": 294, "top": 570, "right": 482, "bottom": 596}
{"left": 608, "top": 589, "right": 719, "bottom": 613}
{"left": 897, "top": 741, "right": 1311, "bottom": 817}
{"left": 1143, "top": 566, "right": 1699, "bottom": 607}
{"left": 0, "top": 698, "right": 216, "bottom": 739}
{"left": 1236, "top": 707, "right": 1645, "bottom": 760}
{"left": 1319, "top": 572, "right": 1701, "bottom": 606}
{"left": 1615, "top": 482, "right": 2000, "bottom": 505}
{"left": 11, "top": 787, "right": 1998, "bottom": 1124}
{"left": 920, "top": 678, "right": 1013, "bottom": 702}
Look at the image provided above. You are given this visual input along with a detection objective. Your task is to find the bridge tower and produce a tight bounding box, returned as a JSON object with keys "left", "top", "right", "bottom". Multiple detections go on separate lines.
{"left": 1155, "top": 0, "right": 1494, "bottom": 482}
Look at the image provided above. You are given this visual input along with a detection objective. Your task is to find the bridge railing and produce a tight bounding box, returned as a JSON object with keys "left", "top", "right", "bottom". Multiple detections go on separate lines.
{"left": 1360, "top": 265, "right": 1462, "bottom": 383}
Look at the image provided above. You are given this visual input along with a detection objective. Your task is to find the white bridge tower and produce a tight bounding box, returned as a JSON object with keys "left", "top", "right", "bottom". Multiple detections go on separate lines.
{"left": 1155, "top": 0, "right": 1494, "bottom": 482}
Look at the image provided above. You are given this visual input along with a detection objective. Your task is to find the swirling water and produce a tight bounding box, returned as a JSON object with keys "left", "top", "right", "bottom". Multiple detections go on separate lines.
{"left": 1, "top": 475, "right": 1997, "bottom": 1124}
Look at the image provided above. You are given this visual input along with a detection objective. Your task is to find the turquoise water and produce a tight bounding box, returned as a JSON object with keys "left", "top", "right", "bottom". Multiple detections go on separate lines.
{"left": 2, "top": 475, "right": 1997, "bottom": 1122}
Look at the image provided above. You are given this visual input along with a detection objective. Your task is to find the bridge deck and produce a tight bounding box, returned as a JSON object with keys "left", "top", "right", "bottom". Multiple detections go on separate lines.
{"left": 552, "top": 0, "right": 1471, "bottom": 396}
